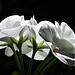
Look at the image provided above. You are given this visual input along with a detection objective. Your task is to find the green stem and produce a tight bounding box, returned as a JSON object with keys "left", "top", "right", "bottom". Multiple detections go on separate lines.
{"left": 27, "top": 52, "right": 35, "bottom": 75}
{"left": 19, "top": 47, "right": 25, "bottom": 72}
{"left": 33, "top": 57, "right": 53, "bottom": 75}
{"left": 10, "top": 44, "right": 22, "bottom": 72}
{"left": 40, "top": 58, "right": 57, "bottom": 75}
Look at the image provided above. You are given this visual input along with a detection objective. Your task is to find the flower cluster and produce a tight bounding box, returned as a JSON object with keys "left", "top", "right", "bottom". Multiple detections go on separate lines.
{"left": 0, "top": 15, "right": 75, "bottom": 75}
{"left": 0, "top": 15, "right": 49, "bottom": 60}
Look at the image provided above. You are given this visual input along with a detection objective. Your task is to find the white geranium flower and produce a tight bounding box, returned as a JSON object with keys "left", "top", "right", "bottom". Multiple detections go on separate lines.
{"left": 39, "top": 21, "right": 75, "bottom": 66}
{"left": 0, "top": 15, "right": 27, "bottom": 56}
{"left": 22, "top": 16, "right": 49, "bottom": 60}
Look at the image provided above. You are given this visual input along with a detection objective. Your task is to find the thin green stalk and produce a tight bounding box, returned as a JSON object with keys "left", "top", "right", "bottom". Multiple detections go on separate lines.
{"left": 33, "top": 57, "right": 53, "bottom": 75}
{"left": 10, "top": 44, "right": 22, "bottom": 72}
{"left": 27, "top": 37, "right": 37, "bottom": 75}
{"left": 19, "top": 47, "right": 25, "bottom": 72}
{"left": 17, "top": 35, "right": 25, "bottom": 72}
{"left": 27, "top": 52, "right": 35, "bottom": 75}
{"left": 33, "top": 51, "right": 53, "bottom": 75}
{"left": 40, "top": 58, "right": 57, "bottom": 75}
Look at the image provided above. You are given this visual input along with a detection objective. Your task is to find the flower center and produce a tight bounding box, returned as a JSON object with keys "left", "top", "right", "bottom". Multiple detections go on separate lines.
{"left": 53, "top": 46, "right": 59, "bottom": 53}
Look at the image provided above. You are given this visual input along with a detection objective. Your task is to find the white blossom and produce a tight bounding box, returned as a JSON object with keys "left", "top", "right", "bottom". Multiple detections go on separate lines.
{"left": 22, "top": 16, "right": 49, "bottom": 60}
{"left": 0, "top": 15, "right": 26, "bottom": 56}
{"left": 39, "top": 21, "right": 75, "bottom": 66}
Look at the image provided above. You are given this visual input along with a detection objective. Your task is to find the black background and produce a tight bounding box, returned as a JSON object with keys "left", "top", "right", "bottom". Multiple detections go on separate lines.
{"left": 0, "top": 0, "right": 75, "bottom": 75}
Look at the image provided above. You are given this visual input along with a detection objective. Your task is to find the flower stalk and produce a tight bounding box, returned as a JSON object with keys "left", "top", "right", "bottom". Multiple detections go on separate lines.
{"left": 40, "top": 58, "right": 57, "bottom": 75}
{"left": 27, "top": 52, "right": 35, "bottom": 75}
{"left": 27, "top": 37, "right": 37, "bottom": 75}
{"left": 33, "top": 51, "right": 53, "bottom": 75}
{"left": 17, "top": 35, "right": 25, "bottom": 72}
{"left": 9, "top": 43, "right": 22, "bottom": 72}
{"left": 19, "top": 48, "right": 25, "bottom": 72}
{"left": 33, "top": 57, "right": 53, "bottom": 75}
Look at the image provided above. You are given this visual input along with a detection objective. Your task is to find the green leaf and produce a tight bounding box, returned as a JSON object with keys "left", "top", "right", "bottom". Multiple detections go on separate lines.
{"left": 18, "top": 35, "right": 23, "bottom": 44}
{"left": 10, "top": 37, "right": 17, "bottom": 44}
{"left": 23, "top": 35, "right": 29, "bottom": 42}
{"left": 32, "top": 37, "right": 37, "bottom": 51}
{"left": 40, "top": 45, "right": 50, "bottom": 49}
{"left": 0, "top": 42, "right": 14, "bottom": 47}
{"left": 27, "top": 45, "right": 33, "bottom": 48}
{"left": 18, "top": 35, "right": 23, "bottom": 48}
{"left": 39, "top": 49, "right": 44, "bottom": 52}
{"left": 0, "top": 43, "right": 8, "bottom": 46}
{"left": 29, "top": 38, "right": 33, "bottom": 44}
{"left": 37, "top": 41, "right": 44, "bottom": 49}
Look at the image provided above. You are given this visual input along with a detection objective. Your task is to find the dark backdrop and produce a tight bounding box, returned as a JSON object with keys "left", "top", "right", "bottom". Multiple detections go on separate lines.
{"left": 0, "top": 0, "right": 75, "bottom": 75}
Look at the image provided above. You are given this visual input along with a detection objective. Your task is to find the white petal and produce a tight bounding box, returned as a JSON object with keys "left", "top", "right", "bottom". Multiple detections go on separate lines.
{"left": 14, "top": 44, "right": 19, "bottom": 52}
{"left": 61, "top": 22, "right": 75, "bottom": 39}
{"left": 30, "top": 23, "right": 47, "bottom": 40}
{"left": 22, "top": 40, "right": 32, "bottom": 54}
{"left": 59, "top": 51, "right": 75, "bottom": 59}
{"left": 27, "top": 16, "right": 37, "bottom": 25}
{"left": 56, "top": 53, "right": 75, "bottom": 66}
{"left": 0, "top": 31, "right": 11, "bottom": 42}
{"left": 22, "top": 26, "right": 36, "bottom": 39}
{"left": 1, "top": 26, "right": 24, "bottom": 39}
{"left": 5, "top": 44, "right": 18, "bottom": 56}
{"left": 55, "top": 21, "right": 61, "bottom": 37}
{"left": 0, "top": 37, "right": 11, "bottom": 42}
{"left": 38, "top": 21, "right": 55, "bottom": 36}
{"left": 0, "top": 41, "right": 6, "bottom": 49}
{"left": 34, "top": 51, "right": 46, "bottom": 60}
{"left": 5, "top": 47, "right": 14, "bottom": 57}
{"left": 39, "top": 24, "right": 60, "bottom": 46}
{"left": 0, "top": 15, "right": 24, "bottom": 29}
{"left": 27, "top": 25, "right": 42, "bottom": 41}
{"left": 56, "top": 53, "right": 75, "bottom": 61}
{"left": 39, "top": 21, "right": 54, "bottom": 28}
{"left": 0, "top": 32, "right": 7, "bottom": 38}
{"left": 29, "top": 25, "right": 39, "bottom": 33}
{"left": 68, "top": 38, "right": 75, "bottom": 45}
{"left": 26, "top": 50, "right": 48, "bottom": 60}
{"left": 55, "top": 22, "right": 75, "bottom": 45}
{"left": 38, "top": 50, "right": 47, "bottom": 57}
{"left": 45, "top": 42, "right": 53, "bottom": 49}
{"left": 28, "top": 26, "right": 36, "bottom": 38}
{"left": 55, "top": 53, "right": 68, "bottom": 65}
{"left": 19, "top": 26, "right": 27, "bottom": 36}
{"left": 58, "top": 39, "right": 75, "bottom": 53}
{"left": 36, "top": 32, "right": 43, "bottom": 43}
{"left": 26, "top": 50, "right": 33, "bottom": 58}
{"left": 34, "top": 49, "right": 49, "bottom": 60}
{"left": 39, "top": 24, "right": 53, "bottom": 42}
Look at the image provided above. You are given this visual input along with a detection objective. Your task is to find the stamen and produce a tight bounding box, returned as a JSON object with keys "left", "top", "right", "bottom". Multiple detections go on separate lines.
{"left": 53, "top": 46, "right": 59, "bottom": 53}
{"left": 55, "top": 49, "right": 59, "bottom": 53}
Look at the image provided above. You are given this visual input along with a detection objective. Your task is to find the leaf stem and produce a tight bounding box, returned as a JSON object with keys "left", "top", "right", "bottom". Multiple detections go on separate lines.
{"left": 27, "top": 52, "right": 35, "bottom": 75}
{"left": 33, "top": 57, "right": 53, "bottom": 75}
{"left": 40, "top": 58, "right": 57, "bottom": 75}
{"left": 18, "top": 35, "right": 25, "bottom": 73}
{"left": 27, "top": 37, "right": 37, "bottom": 75}
{"left": 19, "top": 48, "right": 25, "bottom": 72}
{"left": 10, "top": 43, "right": 22, "bottom": 72}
